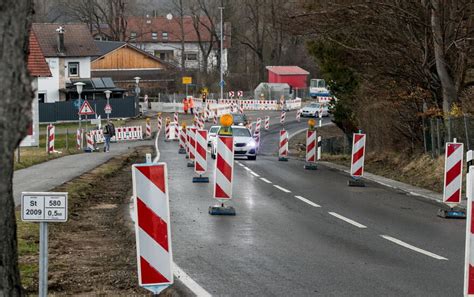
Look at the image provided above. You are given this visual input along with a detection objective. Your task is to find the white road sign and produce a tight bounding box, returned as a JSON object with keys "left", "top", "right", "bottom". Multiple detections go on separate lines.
{"left": 21, "top": 192, "right": 68, "bottom": 222}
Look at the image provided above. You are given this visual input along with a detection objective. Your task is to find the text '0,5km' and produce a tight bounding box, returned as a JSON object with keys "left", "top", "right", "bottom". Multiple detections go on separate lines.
{"left": 21, "top": 192, "right": 68, "bottom": 222}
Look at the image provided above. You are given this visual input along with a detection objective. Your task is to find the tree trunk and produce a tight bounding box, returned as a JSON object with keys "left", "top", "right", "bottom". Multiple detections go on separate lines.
{"left": 0, "top": 0, "right": 34, "bottom": 295}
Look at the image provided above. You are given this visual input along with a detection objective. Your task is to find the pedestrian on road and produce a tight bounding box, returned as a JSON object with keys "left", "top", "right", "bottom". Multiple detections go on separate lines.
{"left": 103, "top": 120, "right": 115, "bottom": 152}
{"left": 183, "top": 98, "right": 189, "bottom": 114}
{"left": 189, "top": 97, "right": 195, "bottom": 115}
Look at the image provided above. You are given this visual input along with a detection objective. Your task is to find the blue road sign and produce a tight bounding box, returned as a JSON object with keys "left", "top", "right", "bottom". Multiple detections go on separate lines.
{"left": 74, "top": 99, "right": 84, "bottom": 109}
{"left": 219, "top": 80, "right": 225, "bottom": 87}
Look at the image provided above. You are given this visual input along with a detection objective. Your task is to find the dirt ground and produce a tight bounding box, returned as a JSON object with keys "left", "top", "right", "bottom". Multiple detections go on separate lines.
{"left": 18, "top": 146, "right": 183, "bottom": 296}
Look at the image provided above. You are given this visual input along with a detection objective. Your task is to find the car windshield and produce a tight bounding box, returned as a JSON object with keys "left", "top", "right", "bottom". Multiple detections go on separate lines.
{"left": 233, "top": 128, "right": 251, "bottom": 137}
{"left": 308, "top": 103, "right": 320, "bottom": 108}
{"left": 232, "top": 114, "right": 244, "bottom": 122}
{"left": 209, "top": 127, "right": 220, "bottom": 134}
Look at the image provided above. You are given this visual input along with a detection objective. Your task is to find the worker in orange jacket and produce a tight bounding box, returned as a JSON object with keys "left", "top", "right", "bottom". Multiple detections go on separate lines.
{"left": 183, "top": 98, "right": 189, "bottom": 114}
{"left": 188, "top": 97, "right": 195, "bottom": 115}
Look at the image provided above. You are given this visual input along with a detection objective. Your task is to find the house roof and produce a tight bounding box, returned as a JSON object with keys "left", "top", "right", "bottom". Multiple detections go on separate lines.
{"left": 91, "top": 69, "right": 176, "bottom": 82}
{"left": 266, "top": 66, "right": 310, "bottom": 76}
{"left": 92, "top": 40, "right": 176, "bottom": 69}
{"left": 27, "top": 31, "right": 52, "bottom": 77}
{"left": 125, "top": 16, "right": 231, "bottom": 48}
{"left": 32, "top": 23, "right": 100, "bottom": 57}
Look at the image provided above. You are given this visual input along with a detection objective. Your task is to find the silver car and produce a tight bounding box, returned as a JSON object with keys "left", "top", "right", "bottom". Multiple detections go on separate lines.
{"left": 210, "top": 126, "right": 257, "bottom": 160}
{"left": 301, "top": 102, "right": 329, "bottom": 117}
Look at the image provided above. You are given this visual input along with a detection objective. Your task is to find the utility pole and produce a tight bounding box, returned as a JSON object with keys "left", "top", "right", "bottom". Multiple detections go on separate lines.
{"left": 219, "top": 5, "right": 224, "bottom": 100}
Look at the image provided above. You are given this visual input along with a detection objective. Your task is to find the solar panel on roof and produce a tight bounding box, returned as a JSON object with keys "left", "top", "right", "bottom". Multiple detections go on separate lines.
{"left": 102, "top": 77, "right": 116, "bottom": 88}
{"left": 92, "top": 78, "right": 105, "bottom": 88}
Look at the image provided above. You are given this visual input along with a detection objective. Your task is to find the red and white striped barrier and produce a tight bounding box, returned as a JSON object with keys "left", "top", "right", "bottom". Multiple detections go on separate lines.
{"left": 47, "top": 124, "right": 55, "bottom": 154}
{"left": 145, "top": 119, "right": 152, "bottom": 138}
{"left": 76, "top": 128, "right": 83, "bottom": 150}
{"left": 317, "top": 136, "right": 322, "bottom": 160}
{"left": 279, "top": 129, "right": 288, "bottom": 161}
{"left": 165, "top": 120, "right": 171, "bottom": 141}
{"left": 319, "top": 107, "right": 323, "bottom": 127}
{"left": 90, "top": 129, "right": 105, "bottom": 143}
{"left": 199, "top": 113, "right": 205, "bottom": 130}
{"left": 194, "top": 130, "right": 209, "bottom": 182}
{"left": 264, "top": 116, "right": 270, "bottom": 130}
{"left": 86, "top": 132, "right": 94, "bottom": 151}
{"left": 178, "top": 127, "right": 186, "bottom": 153}
{"left": 443, "top": 141, "right": 464, "bottom": 206}
{"left": 296, "top": 109, "right": 301, "bottom": 122}
{"left": 464, "top": 151, "right": 474, "bottom": 295}
{"left": 280, "top": 110, "right": 286, "bottom": 124}
{"left": 185, "top": 128, "right": 190, "bottom": 158}
{"left": 132, "top": 163, "right": 173, "bottom": 291}
{"left": 306, "top": 130, "right": 316, "bottom": 163}
{"left": 213, "top": 112, "right": 218, "bottom": 125}
{"left": 350, "top": 133, "right": 366, "bottom": 177}
{"left": 157, "top": 115, "right": 162, "bottom": 134}
{"left": 115, "top": 126, "right": 144, "bottom": 141}
{"left": 214, "top": 135, "right": 234, "bottom": 200}
{"left": 187, "top": 127, "right": 197, "bottom": 165}
{"left": 238, "top": 103, "right": 244, "bottom": 114}
{"left": 174, "top": 113, "right": 179, "bottom": 138}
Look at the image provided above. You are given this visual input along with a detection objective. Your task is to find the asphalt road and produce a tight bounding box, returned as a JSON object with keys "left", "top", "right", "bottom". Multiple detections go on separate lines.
{"left": 157, "top": 111, "right": 465, "bottom": 296}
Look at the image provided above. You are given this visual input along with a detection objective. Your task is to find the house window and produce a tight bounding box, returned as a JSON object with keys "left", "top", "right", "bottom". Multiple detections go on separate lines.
{"left": 162, "top": 32, "right": 168, "bottom": 40}
{"left": 38, "top": 93, "right": 46, "bottom": 103}
{"left": 68, "top": 62, "right": 79, "bottom": 77}
{"left": 130, "top": 32, "right": 137, "bottom": 40}
{"left": 151, "top": 32, "right": 158, "bottom": 40}
{"left": 154, "top": 50, "right": 174, "bottom": 61}
{"left": 185, "top": 53, "right": 198, "bottom": 61}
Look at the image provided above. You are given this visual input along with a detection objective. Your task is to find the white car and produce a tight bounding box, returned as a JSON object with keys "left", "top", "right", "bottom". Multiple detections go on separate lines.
{"left": 210, "top": 126, "right": 257, "bottom": 160}
{"left": 208, "top": 126, "right": 220, "bottom": 147}
{"left": 300, "top": 102, "right": 329, "bottom": 118}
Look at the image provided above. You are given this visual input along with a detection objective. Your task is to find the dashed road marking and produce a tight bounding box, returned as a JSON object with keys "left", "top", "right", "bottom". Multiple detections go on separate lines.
{"left": 274, "top": 185, "right": 291, "bottom": 193}
{"left": 174, "top": 264, "right": 212, "bottom": 296}
{"left": 250, "top": 172, "right": 260, "bottom": 177}
{"left": 380, "top": 235, "right": 448, "bottom": 260}
{"left": 237, "top": 163, "right": 244, "bottom": 167}
{"left": 260, "top": 178, "right": 272, "bottom": 184}
{"left": 295, "top": 196, "right": 321, "bottom": 208}
{"left": 244, "top": 167, "right": 251, "bottom": 171}
{"left": 328, "top": 212, "right": 367, "bottom": 228}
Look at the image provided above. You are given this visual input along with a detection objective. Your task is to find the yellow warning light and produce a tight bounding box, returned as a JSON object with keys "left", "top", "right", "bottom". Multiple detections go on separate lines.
{"left": 146, "top": 117, "right": 150, "bottom": 123}
{"left": 166, "top": 117, "right": 171, "bottom": 123}
{"left": 182, "top": 121, "right": 187, "bottom": 129}
{"left": 157, "top": 112, "right": 162, "bottom": 117}
{"left": 308, "top": 119, "right": 316, "bottom": 130}
{"left": 220, "top": 114, "right": 233, "bottom": 127}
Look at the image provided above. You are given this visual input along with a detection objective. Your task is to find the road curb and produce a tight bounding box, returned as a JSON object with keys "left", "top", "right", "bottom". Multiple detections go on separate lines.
{"left": 319, "top": 161, "right": 467, "bottom": 210}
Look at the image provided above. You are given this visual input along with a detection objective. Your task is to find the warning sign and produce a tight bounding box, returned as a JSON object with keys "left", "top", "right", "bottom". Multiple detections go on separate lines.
{"left": 104, "top": 103, "right": 112, "bottom": 114}
{"left": 79, "top": 100, "right": 95, "bottom": 115}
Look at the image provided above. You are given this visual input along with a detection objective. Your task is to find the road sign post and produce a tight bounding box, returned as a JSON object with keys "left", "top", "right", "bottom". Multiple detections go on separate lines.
{"left": 21, "top": 192, "right": 68, "bottom": 297}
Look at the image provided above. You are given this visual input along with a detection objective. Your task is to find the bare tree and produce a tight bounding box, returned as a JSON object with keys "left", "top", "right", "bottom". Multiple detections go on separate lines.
{"left": 168, "top": 0, "right": 188, "bottom": 71}
{"left": 0, "top": 0, "right": 34, "bottom": 295}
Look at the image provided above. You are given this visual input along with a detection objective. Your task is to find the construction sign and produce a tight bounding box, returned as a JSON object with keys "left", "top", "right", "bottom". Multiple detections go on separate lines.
{"left": 79, "top": 100, "right": 95, "bottom": 115}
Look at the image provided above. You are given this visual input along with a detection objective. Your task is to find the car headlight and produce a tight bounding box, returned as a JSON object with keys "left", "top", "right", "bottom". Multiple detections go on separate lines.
{"left": 247, "top": 140, "right": 257, "bottom": 148}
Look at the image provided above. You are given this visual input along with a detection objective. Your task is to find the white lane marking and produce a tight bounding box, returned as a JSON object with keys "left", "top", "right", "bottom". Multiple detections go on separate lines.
{"left": 260, "top": 178, "right": 272, "bottom": 184}
{"left": 328, "top": 212, "right": 367, "bottom": 228}
{"left": 250, "top": 171, "right": 260, "bottom": 177}
{"left": 237, "top": 163, "right": 244, "bottom": 167}
{"left": 380, "top": 235, "right": 448, "bottom": 261}
{"left": 273, "top": 185, "right": 291, "bottom": 193}
{"left": 244, "top": 167, "right": 251, "bottom": 171}
{"left": 174, "top": 263, "right": 212, "bottom": 297}
{"left": 295, "top": 195, "right": 321, "bottom": 208}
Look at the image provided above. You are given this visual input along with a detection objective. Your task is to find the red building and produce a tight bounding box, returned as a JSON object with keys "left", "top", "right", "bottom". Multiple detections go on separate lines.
{"left": 266, "top": 66, "right": 309, "bottom": 89}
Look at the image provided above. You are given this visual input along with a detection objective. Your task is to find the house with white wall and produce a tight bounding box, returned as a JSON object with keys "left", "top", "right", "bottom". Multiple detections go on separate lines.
{"left": 32, "top": 23, "right": 99, "bottom": 103}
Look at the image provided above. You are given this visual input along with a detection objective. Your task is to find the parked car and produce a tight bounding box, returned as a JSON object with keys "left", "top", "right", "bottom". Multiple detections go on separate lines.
{"left": 300, "top": 102, "right": 329, "bottom": 117}
{"left": 211, "top": 126, "right": 257, "bottom": 160}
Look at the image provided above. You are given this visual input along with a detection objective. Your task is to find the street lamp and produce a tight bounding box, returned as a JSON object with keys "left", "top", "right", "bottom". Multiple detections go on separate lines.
{"left": 104, "top": 90, "right": 112, "bottom": 121}
{"left": 74, "top": 82, "right": 86, "bottom": 131}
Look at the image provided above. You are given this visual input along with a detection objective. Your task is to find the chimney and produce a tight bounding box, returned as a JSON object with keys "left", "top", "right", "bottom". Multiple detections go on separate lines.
{"left": 56, "top": 26, "right": 65, "bottom": 54}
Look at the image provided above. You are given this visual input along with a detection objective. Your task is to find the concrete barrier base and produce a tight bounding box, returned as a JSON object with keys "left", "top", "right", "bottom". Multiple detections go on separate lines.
{"left": 437, "top": 208, "right": 466, "bottom": 219}
{"left": 193, "top": 176, "right": 209, "bottom": 183}
{"left": 209, "top": 204, "right": 236, "bottom": 216}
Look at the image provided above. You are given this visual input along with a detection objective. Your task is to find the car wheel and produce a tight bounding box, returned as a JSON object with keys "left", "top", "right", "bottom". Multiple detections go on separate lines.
{"left": 248, "top": 155, "right": 256, "bottom": 160}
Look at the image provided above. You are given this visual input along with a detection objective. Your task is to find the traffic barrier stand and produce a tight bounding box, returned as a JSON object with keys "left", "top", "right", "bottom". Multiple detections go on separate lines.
{"left": 348, "top": 132, "right": 366, "bottom": 186}
{"left": 193, "top": 129, "right": 209, "bottom": 183}
{"left": 317, "top": 136, "right": 322, "bottom": 160}
{"left": 178, "top": 124, "right": 187, "bottom": 154}
{"left": 157, "top": 114, "right": 162, "bottom": 135}
{"left": 165, "top": 118, "right": 171, "bottom": 142}
{"left": 464, "top": 150, "right": 474, "bottom": 294}
{"left": 46, "top": 124, "right": 55, "bottom": 154}
{"left": 187, "top": 127, "right": 197, "bottom": 167}
{"left": 185, "top": 127, "right": 190, "bottom": 159}
{"left": 145, "top": 118, "right": 152, "bottom": 139}
{"left": 85, "top": 132, "right": 95, "bottom": 152}
{"left": 304, "top": 126, "right": 317, "bottom": 170}
{"left": 213, "top": 111, "right": 218, "bottom": 125}
{"left": 209, "top": 115, "right": 236, "bottom": 216}
{"left": 279, "top": 129, "right": 289, "bottom": 161}
{"left": 438, "top": 139, "right": 465, "bottom": 218}
{"left": 319, "top": 107, "right": 323, "bottom": 127}
{"left": 296, "top": 109, "right": 301, "bottom": 122}
{"left": 280, "top": 110, "right": 286, "bottom": 124}
{"left": 173, "top": 113, "right": 179, "bottom": 141}
{"left": 132, "top": 163, "right": 173, "bottom": 294}
{"left": 76, "top": 128, "right": 83, "bottom": 150}
{"left": 264, "top": 116, "right": 270, "bottom": 130}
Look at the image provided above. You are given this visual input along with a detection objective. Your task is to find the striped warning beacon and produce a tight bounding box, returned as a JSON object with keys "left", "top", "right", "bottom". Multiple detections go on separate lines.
{"left": 348, "top": 132, "right": 366, "bottom": 186}
{"left": 76, "top": 128, "right": 82, "bottom": 150}
{"left": 465, "top": 150, "right": 474, "bottom": 295}
{"left": 165, "top": 118, "right": 171, "bottom": 141}
{"left": 213, "top": 110, "right": 218, "bottom": 125}
{"left": 187, "top": 126, "right": 197, "bottom": 167}
{"left": 264, "top": 116, "right": 270, "bottom": 130}
{"left": 132, "top": 163, "right": 173, "bottom": 294}
{"left": 86, "top": 132, "right": 94, "bottom": 151}
{"left": 47, "top": 124, "right": 55, "bottom": 154}
{"left": 304, "top": 120, "right": 317, "bottom": 170}
{"left": 193, "top": 129, "right": 209, "bottom": 183}
{"left": 279, "top": 129, "right": 289, "bottom": 161}
{"left": 296, "top": 109, "right": 301, "bottom": 122}
{"left": 280, "top": 110, "right": 286, "bottom": 124}
{"left": 178, "top": 122, "right": 187, "bottom": 154}
{"left": 210, "top": 114, "right": 236, "bottom": 215}
{"left": 145, "top": 118, "right": 152, "bottom": 138}
{"left": 173, "top": 112, "right": 179, "bottom": 140}
{"left": 157, "top": 114, "right": 162, "bottom": 134}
